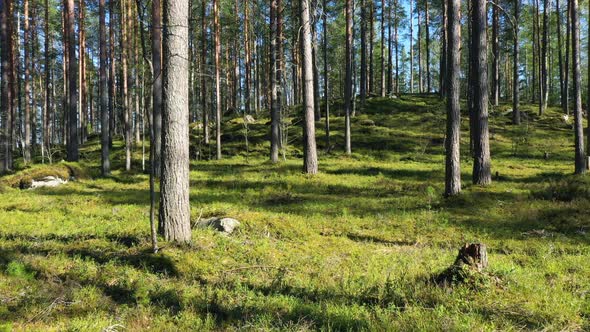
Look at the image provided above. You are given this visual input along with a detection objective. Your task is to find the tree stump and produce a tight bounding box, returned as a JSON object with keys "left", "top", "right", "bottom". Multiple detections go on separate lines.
{"left": 454, "top": 243, "right": 488, "bottom": 271}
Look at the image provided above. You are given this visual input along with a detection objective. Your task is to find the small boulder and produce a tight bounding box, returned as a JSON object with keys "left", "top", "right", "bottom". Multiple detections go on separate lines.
{"left": 30, "top": 176, "right": 68, "bottom": 189}
{"left": 195, "top": 217, "right": 240, "bottom": 235}
{"left": 244, "top": 115, "right": 256, "bottom": 124}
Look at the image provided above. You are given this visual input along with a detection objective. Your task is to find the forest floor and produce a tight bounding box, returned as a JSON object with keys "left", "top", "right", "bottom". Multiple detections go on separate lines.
{"left": 1, "top": 95, "right": 590, "bottom": 331}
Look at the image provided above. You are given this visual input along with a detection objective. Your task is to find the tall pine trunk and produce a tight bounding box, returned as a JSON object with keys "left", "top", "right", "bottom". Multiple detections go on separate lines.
{"left": 471, "top": 0, "right": 491, "bottom": 185}
{"left": 570, "top": 0, "right": 586, "bottom": 173}
{"left": 100, "top": 0, "right": 110, "bottom": 175}
{"left": 65, "top": 0, "right": 78, "bottom": 161}
{"left": 344, "top": 0, "right": 353, "bottom": 155}
{"left": 445, "top": 0, "right": 461, "bottom": 197}
{"left": 214, "top": 0, "right": 222, "bottom": 160}
{"left": 160, "top": 0, "right": 192, "bottom": 243}
{"left": 513, "top": 0, "right": 521, "bottom": 125}
{"left": 301, "top": 0, "right": 318, "bottom": 173}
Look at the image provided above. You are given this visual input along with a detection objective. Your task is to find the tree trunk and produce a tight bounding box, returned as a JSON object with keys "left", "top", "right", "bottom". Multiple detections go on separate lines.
{"left": 23, "top": 0, "right": 31, "bottom": 163}
{"left": 65, "top": 0, "right": 78, "bottom": 161}
{"left": 44, "top": 0, "right": 51, "bottom": 160}
{"left": 570, "top": 0, "right": 586, "bottom": 173}
{"left": 513, "top": 0, "right": 521, "bottom": 125}
{"left": 344, "top": 0, "right": 353, "bottom": 155}
{"left": 387, "top": 0, "right": 392, "bottom": 95}
{"left": 152, "top": 0, "right": 163, "bottom": 175}
{"left": 541, "top": 0, "right": 548, "bottom": 113}
{"left": 409, "top": 0, "right": 414, "bottom": 93}
{"left": 200, "top": 0, "right": 209, "bottom": 146}
{"left": 565, "top": 0, "right": 570, "bottom": 115}
{"left": 439, "top": 0, "right": 447, "bottom": 98}
{"left": 100, "top": 0, "right": 110, "bottom": 175}
{"left": 323, "top": 0, "right": 329, "bottom": 148}
{"left": 445, "top": 0, "right": 461, "bottom": 197}
{"left": 557, "top": 0, "right": 565, "bottom": 111}
{"left": 491, "top": 0, "right": 499, "bottom": 106}
{"left": 244, "top": 0, "right": 251, "bottom": 116}
{"left": 0, "top": 0, "right": 14, "bottom": 171}
{"left": 369, "top": 1, "right": 374, "bottom": 95}
{"left": 394, "top": 0, "right": 399, "bottom": 94}
{"left": 109, "top": 0, "right": 116, "bottom": 147}
{"left": 360, "top": 0, "right": 367, "bottom": 106}
{"left": 380, "top": 0, "right": 385, "bottom": 97}
{"left": 471, "top": 0, "right": 491, "bottom": 185}
{"left": 160, "top": 0, "right": 192, "bottom": 243}
{"left": 270, "top": 0, "right": 280, "bottom": 162}
{"left": 214, "top": 0, "right": 222, "bottom": 160}
{"left": 79, "top": 0, "right": 87, "bottom": 143}
{"left": 301, "top": 0, "right": 318, "bottom": 173}
{"left": 425, "top": 0, "right": 430, "bottom": 93}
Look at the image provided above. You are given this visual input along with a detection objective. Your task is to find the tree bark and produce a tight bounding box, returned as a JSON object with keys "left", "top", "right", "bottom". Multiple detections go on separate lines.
{"left": 409, "top": 0, "right": 414, "bottom": 93}
{"left": 301, "top": 0, "right": 318, "bottom": 173}
{"left": 439, "top": 0, "right": 447, "bottom": 98}
{"left": 425, "top": 0, "right": 430, "bottom": 93}
{"left": 387, "top": 0, "right": 392, "bottom": 95}
{"left": 380, "top": 0, "right": 385, "bottom": 97}
{"left": 360, "top": 0, "right": 367, "bottom": 106}
{"left": 344, "top": 0, "right": 353, "bottom": 155}
{"left": 557, "top": 0, "right": 565, "bottom": 111}
{"left": 44, "top": 0, "right": 51, "bottom": 159}
{"left": 323, "top": 0, "right": 329, "bottom": 148}
{"left": 445, "top": 0, "right": 461, "bottom": 197}
{"left": 24, "top": 0, "right": 31, "bottom": 163}
{"left": 213, "top": 0, "right": 221, "bottom": 160}
{"left": 100, "top": 0, "right": 110, "bottom": 175}
{"left": 270, "top": 0, "right": 280, "bottom": 162}
{"left": 0, "top": 0, "right": 14, "bottom": 171}
{"left": 570, "top": 0, "right": 586, "bottom": 173}
{"left": 471, "top": 0, "right": 491, "bottom": 185}
{"left": 491, "top": 0, "right": 499, "bottom": 106}
{"left": 65, "top": 0, "right": 78, "bottom": 161}
{"left": 160, "top": 0, "right": 192, "bottom": 243}
{"left": 513, "top": 0, "right": 521, "bottom": 125}
{"left": 79, "top": 0, "right": 87, "bottom": 143}
{"left": 541, "top": 0, "right": 549, "bottom": 113}
{"left": 565, "top": 0, "right": 570, "bottom": 115}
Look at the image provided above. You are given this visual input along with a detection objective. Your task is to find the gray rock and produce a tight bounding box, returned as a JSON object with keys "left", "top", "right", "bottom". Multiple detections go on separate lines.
{"left": 195, "top": 217, "right": 240, "bottom": 234}
{"left": 30, "top": 176, "right": 67, "bottom": 189}
{"left": 244, "top": 115, "right": 256, "bottom": 124}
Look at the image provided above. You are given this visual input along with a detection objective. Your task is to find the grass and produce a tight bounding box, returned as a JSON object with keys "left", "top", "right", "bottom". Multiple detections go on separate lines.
{"left": 1, "top": 95, "right": 589, "bottom": 331}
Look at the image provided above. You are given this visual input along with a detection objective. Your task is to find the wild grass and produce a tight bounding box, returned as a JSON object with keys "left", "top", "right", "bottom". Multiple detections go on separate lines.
{"left": 1, "top": 95, "right": 589, "bottom": 331}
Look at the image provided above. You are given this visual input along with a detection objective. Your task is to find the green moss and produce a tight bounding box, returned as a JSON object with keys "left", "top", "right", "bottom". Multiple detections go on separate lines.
{"left": 0, "top": 96, "right": 588, "bottom": 330}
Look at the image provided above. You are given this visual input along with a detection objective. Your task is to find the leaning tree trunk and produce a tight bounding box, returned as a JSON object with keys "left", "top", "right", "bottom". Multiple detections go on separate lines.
{"left": 570, "top": 0, "right": 586, "bottom": 174}
{"left": 445, "top": 0, "right": 461, "bottom": 197}
{"left": 301, "top": 0, "right": 318, "bottom": 174}
{"left": 160, "top": 0, "right": 192, "bottom": 243}
{"left": 471, "top": 0, "right": 491, "bottom": 185}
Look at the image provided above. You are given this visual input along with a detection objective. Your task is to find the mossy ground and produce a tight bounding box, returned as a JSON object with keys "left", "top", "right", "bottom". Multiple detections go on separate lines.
{"left": 1, "top": 95, "right": 589, "bottom": 331}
